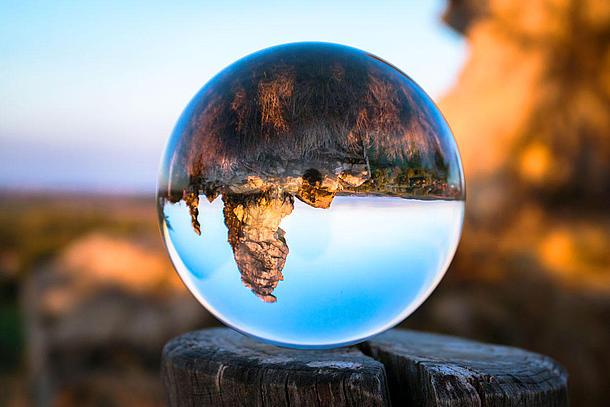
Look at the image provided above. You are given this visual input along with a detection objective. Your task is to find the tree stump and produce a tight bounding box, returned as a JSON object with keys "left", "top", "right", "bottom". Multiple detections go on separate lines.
{"left": 161, "top": 328, "right": 568, "bottom": 407}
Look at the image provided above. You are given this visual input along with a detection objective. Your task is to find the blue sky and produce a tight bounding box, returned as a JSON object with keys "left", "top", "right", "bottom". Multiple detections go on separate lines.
{"left": 0, "top": 0, "right": 465, "bottom": 193}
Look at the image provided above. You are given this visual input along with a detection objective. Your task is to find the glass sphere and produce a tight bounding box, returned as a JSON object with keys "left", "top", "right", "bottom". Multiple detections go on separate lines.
{"left": 157, "top": 42, "right": 465, "bottom": 348}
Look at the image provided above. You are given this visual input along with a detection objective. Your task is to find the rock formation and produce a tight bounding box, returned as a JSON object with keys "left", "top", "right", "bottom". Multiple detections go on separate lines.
{"left": 222, "top": 191, "right": 294, "bottom": 303}
{"left": 184, "top": 192, "right": 201, "bottom": 235}
{"left": 211, "top": 165, "right": 367, "bottom": 302}
{"left": 195, "top": 165, "right": 370, "bottom": 302}
{"left": 295, "top": 169, "right": 336, "bottom": 209}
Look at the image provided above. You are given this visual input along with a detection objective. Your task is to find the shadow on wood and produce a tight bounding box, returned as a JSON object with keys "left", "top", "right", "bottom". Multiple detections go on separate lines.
{"left": 161, "top": 328, "right": 568, "bottom": 406}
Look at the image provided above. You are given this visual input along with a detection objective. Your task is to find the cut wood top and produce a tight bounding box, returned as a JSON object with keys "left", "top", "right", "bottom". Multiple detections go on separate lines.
{"left": 361, "top": 329, "right": 568, "bottom": 407}
{"left": 161, "top": 328, "right": 568, "bottom": 407}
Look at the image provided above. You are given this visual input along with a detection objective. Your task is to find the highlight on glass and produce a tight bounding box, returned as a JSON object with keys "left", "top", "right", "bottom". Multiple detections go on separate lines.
{"left": 157, "top": 42, "right": 465, "bottom": 348}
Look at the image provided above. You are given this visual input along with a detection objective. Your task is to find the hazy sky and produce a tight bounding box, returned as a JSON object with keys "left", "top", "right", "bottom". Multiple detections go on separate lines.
{"left": 0, "top": 0, "right": 465, "bottom": 193}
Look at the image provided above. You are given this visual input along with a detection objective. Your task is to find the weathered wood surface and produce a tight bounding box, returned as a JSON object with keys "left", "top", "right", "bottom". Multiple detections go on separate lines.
{"left": 361, "top": 330, "right": 568, "bottom": 407}
{"left": 161, "top": 328, "right": 568, "bottom": 407}
{"left": 161, "top": 328, "right": 390, "bottom": 406}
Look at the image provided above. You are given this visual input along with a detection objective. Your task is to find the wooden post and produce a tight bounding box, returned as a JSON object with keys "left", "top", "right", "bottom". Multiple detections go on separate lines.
{"left": 161, "top": 328, "right": 568, "bottom": 406}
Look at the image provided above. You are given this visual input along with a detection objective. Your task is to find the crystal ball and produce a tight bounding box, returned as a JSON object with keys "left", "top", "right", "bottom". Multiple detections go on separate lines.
{"left": 157, "top": 42, "right": 465, "bottom": 348}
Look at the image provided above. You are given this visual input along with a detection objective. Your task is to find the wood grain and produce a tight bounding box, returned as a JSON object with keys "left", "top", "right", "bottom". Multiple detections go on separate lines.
{"left": 360, "top": 329, "right": 568, "bottom": 407}
{"left": 161, "top": 328, "right": 390, "bottom": 406}
{"left": 161, "top": 328, "right": 568, "bottom": 406}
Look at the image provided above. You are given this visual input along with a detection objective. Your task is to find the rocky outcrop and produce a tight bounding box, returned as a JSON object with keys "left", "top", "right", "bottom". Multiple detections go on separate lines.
{"left": 184, "top": 192, "right": 201, "bottom": 235}
{"left": 176, "top": 163, "right": 370, "bottom": 302}
{"left": 184, "top": 164, "right": 365, "bottom": 302}
{"left": 222, "top": 192, "right": 294, "bottom": 302}
{"left": 296, "top": 177, "right": 336, "bottom": 209}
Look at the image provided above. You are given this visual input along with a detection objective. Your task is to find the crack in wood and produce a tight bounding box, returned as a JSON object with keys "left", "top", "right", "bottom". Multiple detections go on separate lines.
{"left": 161, "top": 328, "right": 567, "bottom": 407}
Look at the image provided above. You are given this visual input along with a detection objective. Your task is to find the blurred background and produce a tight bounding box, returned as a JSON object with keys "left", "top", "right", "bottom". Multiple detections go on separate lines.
{"left": 1, "top": 0, "right": 608, "bottom": 406}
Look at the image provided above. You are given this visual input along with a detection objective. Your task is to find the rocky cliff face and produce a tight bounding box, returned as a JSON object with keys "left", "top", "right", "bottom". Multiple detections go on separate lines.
{"left": 186, "top": 164, "right": 366, "bottom": 302}
{"left": 222, "top": 192, "right": 294, "bottom": 303}
{"left": 184, "top": 192, "right": 201, "bottom": 235}
{"left": 168, "top": 163, "right": 370, "bottom": 303}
